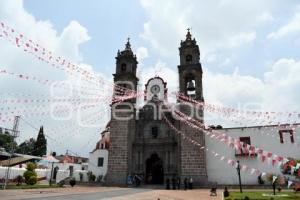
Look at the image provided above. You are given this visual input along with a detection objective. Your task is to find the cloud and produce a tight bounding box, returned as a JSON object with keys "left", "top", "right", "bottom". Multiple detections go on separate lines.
{"left": 0, "top": 0, "right": 108, "bottom": 155}
{"left": 142, "top": 57, "right": 300, "bottom": 126}
{"left": 267, "top": 12, "right": 300, "bottom": 39}
{"left": 136, "top": 46, "right": 149, "bottom": 62}
{"left": 227, "top": 32, "right": 256, "bottom": 48}
{"left": 139, "top": 0, "right": 283, "bottom": 56}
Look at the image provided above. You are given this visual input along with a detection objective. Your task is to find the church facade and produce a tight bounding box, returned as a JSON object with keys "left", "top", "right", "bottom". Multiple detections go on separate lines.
{"left": 88, "top": 31, "right": 300, "bottom": 186}
{"left": 105, "top": 30, "right": 207, "bottom": 185}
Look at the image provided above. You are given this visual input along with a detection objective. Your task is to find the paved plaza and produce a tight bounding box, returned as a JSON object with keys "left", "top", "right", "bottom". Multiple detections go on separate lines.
{"left": 0, "top": 186, "right": 222, "bottom": 200}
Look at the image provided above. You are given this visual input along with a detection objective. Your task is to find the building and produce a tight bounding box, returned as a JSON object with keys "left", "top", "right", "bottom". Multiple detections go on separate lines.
{"left": 90, "top": 30, "right": 300, "bottom": 186}
{"left": 88, "top": 124, "right": 110, "bottom": 179}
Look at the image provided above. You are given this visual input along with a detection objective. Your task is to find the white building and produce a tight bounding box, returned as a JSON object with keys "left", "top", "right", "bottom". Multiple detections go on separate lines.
{"left": 88, "top": 125, "right": 110, "bottom": 180}
{"left": 206, "top": 124, "right": 300, "bottom": 185}
{"left": 90, "top": 123, "right": 300, "bottom": 185}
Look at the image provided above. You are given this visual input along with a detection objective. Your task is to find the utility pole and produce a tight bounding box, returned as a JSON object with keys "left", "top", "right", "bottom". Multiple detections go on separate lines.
{"left": 236, "top": 160, "right": 243, "bottom": 193}
{"left": 3, "top": 116, "right": 20, "bottom": 189}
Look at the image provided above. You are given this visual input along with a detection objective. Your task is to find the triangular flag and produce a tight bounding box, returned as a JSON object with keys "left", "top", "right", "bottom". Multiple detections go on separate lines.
{"left": 288, "top": 180, "right": 293, "bottom": 189}
{"left": 272, "top": 176, "right": 277, "bottom": 183}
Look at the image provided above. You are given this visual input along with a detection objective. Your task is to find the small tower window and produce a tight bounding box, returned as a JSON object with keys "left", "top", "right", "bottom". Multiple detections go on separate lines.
{"left": 186, "top": 54, "right": 193, "bottom": 63}
{"left": 121, "top": 63, "right": 127, "bottom": 72}
{"left": 151, "top": 126, "right": 158, "bottom": 138}
{"left": 186, "top": 79, "right": 196, "bottom": 96}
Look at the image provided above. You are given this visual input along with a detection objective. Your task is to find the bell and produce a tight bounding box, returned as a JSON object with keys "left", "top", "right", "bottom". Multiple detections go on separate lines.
{"left": 187, "top": 80, "right": 195, "bottom": 91}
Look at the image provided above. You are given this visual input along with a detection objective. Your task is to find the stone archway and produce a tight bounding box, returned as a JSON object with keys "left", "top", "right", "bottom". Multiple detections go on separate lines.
{"left": 145, "top": 153, "right": 164, "bottom": 184}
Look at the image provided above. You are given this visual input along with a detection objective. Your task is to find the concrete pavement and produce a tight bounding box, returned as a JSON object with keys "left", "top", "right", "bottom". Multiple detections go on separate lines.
{"left": 0, "top": 186, "right": 222, "bottom": 200}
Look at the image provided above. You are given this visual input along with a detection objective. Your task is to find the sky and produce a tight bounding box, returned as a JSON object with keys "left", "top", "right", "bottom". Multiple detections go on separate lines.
{"left": 0, "top": 0, "right": 300, "bottom": 156}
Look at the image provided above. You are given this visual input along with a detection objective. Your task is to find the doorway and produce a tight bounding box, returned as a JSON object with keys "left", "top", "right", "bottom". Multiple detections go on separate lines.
{"left": 146, "top": 153, "right": 164, "bottom": 184}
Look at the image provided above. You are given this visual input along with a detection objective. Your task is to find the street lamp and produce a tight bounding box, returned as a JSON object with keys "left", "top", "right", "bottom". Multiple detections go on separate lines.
{"left": 49, "top": 152, "right": 56, "bottom": 186}
{"left": 236, "top": 160, "right": 243, "bottom": 193}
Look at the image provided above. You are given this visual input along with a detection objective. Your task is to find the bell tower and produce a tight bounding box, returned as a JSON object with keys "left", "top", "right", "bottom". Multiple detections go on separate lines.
{"left": 178, "top": 29, "right": 203, "bottom": 102}
{"left": 177, "top": 29, "right": 207, "bottom": 185}
{"left": 106, "top": 39, "right": 138, "bottom": 184}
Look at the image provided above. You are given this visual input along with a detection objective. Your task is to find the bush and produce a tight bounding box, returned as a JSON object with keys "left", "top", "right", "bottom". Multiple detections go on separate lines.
{"left": 87, "top": 171, "right": 96, "bottom": 182}
{"left": 28, "top": 176, "right": 37, "bottom": 185}
{"left": 15, "top": 175, "right": 24, "bottom": 186}
{"left": 23, "top": 162, "right": 37, "bottom": 185}
{"left": 244, "top": 197, "right": 250, "bottom": 200}
{"left": 79, "top": 172, "right": 83, "bottom": 182}
{"left": 69, "top": 177, "right": 76, "bottom": 187}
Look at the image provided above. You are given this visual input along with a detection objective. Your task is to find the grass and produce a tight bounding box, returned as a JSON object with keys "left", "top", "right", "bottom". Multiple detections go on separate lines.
{"left": 225, "top": 191, "right": 300, "bottom": 200}
{"left": 1, "top": 184, "right": 62, "bottom": 190}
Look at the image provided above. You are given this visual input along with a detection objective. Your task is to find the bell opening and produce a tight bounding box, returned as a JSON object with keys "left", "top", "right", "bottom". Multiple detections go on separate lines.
{"left": 186, "top": 79, "right": 196, "bottom": 96}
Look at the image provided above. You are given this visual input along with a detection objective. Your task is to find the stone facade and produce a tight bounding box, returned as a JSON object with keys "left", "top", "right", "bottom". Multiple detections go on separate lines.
{"left": 106, "top": 31, "right": 207, "bottom": 185}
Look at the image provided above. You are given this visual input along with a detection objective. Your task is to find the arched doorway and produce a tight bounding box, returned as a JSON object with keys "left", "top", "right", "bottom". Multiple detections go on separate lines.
{"left": 146, "top": 153, "right": 164, "bottom": 184}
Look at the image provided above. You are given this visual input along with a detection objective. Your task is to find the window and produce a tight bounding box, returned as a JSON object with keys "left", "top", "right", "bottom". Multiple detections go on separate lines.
{"left": 240, "top": 137, "right": 251, "bottom": 146}
{"left": 186, "top": 54, "right": 192, "bottom": 63}
{"left": 151, "top": 126, "right": 158, "bottom": 138}
{"left": 97, "top": 157, "right": 104, "bottom": 167}
{"left": 235, "top": 136, "right": 257, "bottom": 157}
{"left": 279, "top": 130, "right": 294, "bottom": 144}
{"left": 121, "top": 63, "right": 127, "bottom": 72}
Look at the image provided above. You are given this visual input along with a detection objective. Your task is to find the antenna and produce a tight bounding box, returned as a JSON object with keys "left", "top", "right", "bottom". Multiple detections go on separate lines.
{"left": 3, "top": 116, "right": 20, "bottom": 189}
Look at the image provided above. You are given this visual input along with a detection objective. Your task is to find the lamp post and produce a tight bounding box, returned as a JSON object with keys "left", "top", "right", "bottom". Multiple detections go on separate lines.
{"left": 49, "top": 152, "right": 56, "bottom": 186}
{"left": 236, "top": 160, "right": 243, "bottom": 193}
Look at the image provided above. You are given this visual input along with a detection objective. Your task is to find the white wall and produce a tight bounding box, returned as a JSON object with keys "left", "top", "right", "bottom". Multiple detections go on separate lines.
{"left": 206, "top": 125, "right": 300, "bottom": 185}
{"left": 0, "top": 166, "right": 49, "bottom": 180}
{"left": 88, "top": 149, "right": 108, "bottom": 179}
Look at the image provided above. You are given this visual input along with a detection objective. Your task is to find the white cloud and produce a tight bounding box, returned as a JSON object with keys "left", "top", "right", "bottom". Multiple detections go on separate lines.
{"left": 136, "top": 46, "right": 149, "bottom": 62}
{"left": 142, "top": 57, "right": 300, "bottom": 126}
{"left": 0, "top": 0, "right": 108, "bottom": 155}
{"left": 139, "top": 0, "right": 282, "bottom": 56}
{"left": 267, "top": 12, "right": 300, "bottom": 39}
{"left": 227, "top": 32, "right": 256, "bottom": 48}
{"left": 257, "top": 12, "right": 274, "bottom": 23}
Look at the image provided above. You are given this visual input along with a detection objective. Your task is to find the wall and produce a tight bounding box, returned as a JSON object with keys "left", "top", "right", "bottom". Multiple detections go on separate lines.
{"left": 88, "top": 149, "right": 108, "bottom": 179}
{"left": 206, "top": 125, "right": 300, "bottom": 185}
{"left": 0, "top": 164, "right": 89, "bottom": 184}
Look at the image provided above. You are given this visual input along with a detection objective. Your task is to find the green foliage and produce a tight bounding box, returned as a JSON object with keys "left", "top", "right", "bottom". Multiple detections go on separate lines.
{"left": 0, "top": 130, "right": 17, "bottom": 152}
{"left": 15, "top": 175, "right": 24, "bottom": 186}
{"left": 33, "top": 126, "right": 47, "bottom": 157}
{"left": 23, "top": 162, "right": 37, "bottom": 185}
{"left": 26, "top": 162, "right": 37, "bottom": 171}
{"left": 69, "top": 177, "right": 76, "bottom": 187}
{"left": 16, "top": 138, "right": 36, "bottom": 155}
{"left": 28, "top": 176, "right": 37, "bottom": 185}
{"left": 87, "top": 171, "right": 96, "bottom": 182}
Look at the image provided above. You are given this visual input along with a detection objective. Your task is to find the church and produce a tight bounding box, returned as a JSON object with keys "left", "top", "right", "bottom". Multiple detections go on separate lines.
{"left": 89, "top": 30, "right": 300, "bottom": 186}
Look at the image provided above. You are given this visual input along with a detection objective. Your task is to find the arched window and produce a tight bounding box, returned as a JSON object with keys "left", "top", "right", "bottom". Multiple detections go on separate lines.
{"left": 151, "top": 126, "right": 158, "bottom": 138}
{"left": 186, "top": 54, "right": 192, "bottom": 63}
{"left": 121, "top": 63, "right": 127, "bottom": 72}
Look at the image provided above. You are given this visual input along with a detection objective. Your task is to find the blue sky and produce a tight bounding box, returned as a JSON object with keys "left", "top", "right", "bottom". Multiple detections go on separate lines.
{"left": 24, "top": 0, "right": 147, "bottom": 76}
{"left": 1, "top": 0, "right": 300, "bottom": 155}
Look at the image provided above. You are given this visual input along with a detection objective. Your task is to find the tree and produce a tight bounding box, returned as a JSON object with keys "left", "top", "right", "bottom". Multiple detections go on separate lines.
{"left": 0, "top": 129, "right": 17, "bottom": 152}
{"left": 23, "top": 162, "right": 37, "bottom": 185}
{"left": 33, "top": 126, "right": 47, "bottom": 157}
{"left": 16, "top": 138, "right": 36, "bottom": 155}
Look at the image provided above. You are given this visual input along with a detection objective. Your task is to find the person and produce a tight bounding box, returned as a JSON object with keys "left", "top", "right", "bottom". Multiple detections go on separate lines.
{"left": 223, "top": 187, "right": 229, "bottom": 197}
{"left": 172, "top": 177, "right": 176, "bottom": 190}
{"left": 210, "top": 187, "right": 217, "bottom": 196}
{"left": 184, "top": 178, "right": 188, "bottom": 190}
{"left": 189, "top": 177, "right": 193, "bottom": 190}
{"left": 166, "top": 178, "right": 170, "bottom": 190}
{"left": 177, "top": 177, "right": 181, "bottom": 190}
{"left": 134, "top": 174, "right": 141, "bottom": 187}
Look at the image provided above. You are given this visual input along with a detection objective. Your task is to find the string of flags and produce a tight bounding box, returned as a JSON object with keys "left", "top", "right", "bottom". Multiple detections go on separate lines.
{"left": 173, "top": 110, "right": 291, "bottom": 168}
